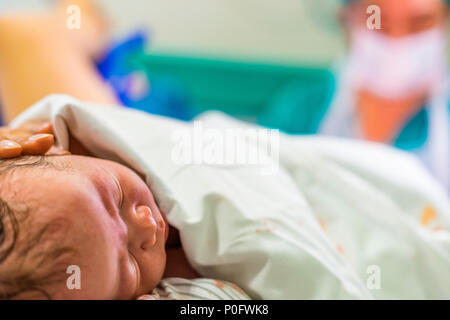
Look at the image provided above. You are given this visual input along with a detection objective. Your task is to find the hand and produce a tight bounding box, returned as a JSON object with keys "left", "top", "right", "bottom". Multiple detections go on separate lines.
{"left": 0, "top": 120, "right": 70, "bottom": 159}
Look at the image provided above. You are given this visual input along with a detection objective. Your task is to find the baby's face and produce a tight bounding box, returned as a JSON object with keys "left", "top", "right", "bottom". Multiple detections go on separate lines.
{"left": 3, "top": 155, "right": 169, "bottom": 299}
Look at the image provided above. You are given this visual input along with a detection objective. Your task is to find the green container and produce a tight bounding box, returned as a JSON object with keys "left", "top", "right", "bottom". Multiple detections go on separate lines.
{"left": 137, "top": 53, "right": 336, "bottom": 133}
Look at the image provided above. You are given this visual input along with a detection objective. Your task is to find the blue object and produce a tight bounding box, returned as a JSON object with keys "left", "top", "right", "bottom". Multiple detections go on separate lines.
{"left": 97, "top": 31, "right": 193, "bottom": 120}
{"left": 394, "top": 106, "right": 429, "bottom": 150}
{"left": 257, "top": 76, "right": 336, "bottom": 134}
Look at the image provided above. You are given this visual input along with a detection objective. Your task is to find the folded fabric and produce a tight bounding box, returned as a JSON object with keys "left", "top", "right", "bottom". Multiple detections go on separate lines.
{"left": 137, "top": 278, "right": 250, "bottom": 300}
{"left": 12, "top": 95, "right": 450, "bottom": 299}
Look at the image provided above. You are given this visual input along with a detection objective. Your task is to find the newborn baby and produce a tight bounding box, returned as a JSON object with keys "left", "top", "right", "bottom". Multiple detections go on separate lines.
{"left": 1, "top": 154, "right": 167, "bottom": 299}
{"left": 2, "top": 95, "right": 448, "bottom": 300}
{"left": 0, "top": 123, "right": 209, "bottom": 299}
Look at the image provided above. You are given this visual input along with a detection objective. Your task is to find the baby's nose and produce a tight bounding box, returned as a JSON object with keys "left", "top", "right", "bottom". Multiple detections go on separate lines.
{"left": 135, "top": 205, "right": 157, "bottom": 249}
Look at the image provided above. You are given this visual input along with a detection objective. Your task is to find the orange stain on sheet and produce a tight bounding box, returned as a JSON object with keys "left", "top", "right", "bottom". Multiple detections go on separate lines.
{"left": 318, "top": 218, "right": 327, "bottom": 231}
{"left": 337, "top": 244, "right": 344, "bottom": 254}
{"left": 420, "top": 205, "right": 436, "bottom": 226}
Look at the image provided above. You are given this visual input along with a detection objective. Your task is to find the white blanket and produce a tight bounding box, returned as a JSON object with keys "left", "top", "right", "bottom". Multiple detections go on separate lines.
{"left": 12, "top": 95, "right": 450, "bottom": 299}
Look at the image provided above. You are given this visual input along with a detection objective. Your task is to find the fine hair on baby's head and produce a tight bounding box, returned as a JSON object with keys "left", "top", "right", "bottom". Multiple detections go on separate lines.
{"left": 0, "top": 154, "right": 168, "bottom": 300}
{"left": 0, "top": 156, "right": 75, "bottom": 299}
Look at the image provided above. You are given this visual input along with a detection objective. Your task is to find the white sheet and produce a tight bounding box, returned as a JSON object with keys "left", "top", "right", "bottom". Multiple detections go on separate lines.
{"left": 12, "top": 95, "right": 450, "bottom": 299}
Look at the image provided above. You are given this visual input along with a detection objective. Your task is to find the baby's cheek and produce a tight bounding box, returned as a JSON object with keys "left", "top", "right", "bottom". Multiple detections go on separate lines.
{"left": 136, "top": 247, "right": 167, "bottom": 295}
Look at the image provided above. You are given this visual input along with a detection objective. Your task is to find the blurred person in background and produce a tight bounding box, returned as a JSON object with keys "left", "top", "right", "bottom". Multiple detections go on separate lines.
{"left": 321, "top": 0, "right": 450, "bottom": 189}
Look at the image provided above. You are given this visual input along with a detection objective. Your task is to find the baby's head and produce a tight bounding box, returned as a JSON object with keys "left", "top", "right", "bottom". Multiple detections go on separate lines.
{"left": 0, "top": 155, "right": 168, "bottom": 299}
